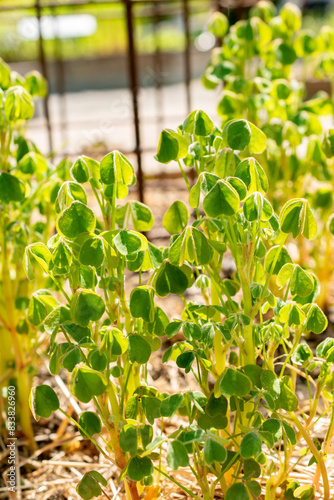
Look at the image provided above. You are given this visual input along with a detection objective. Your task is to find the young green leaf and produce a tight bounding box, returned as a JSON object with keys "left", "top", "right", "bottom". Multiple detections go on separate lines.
{"left": 264, "top": 245, "right": 292, "bottom": 275}
{"left": 248, "top": 122, "right": 267, "bottom": 154}
{"left": 279, "top": 199, "right": 317, "bottom": 239}
{"left": 130, "top": 286, "right": 155, "bottom": 323}
{"left": 100, "top": 150, "right": 135, "bottom": 187}
{"left": 71, "top": 366, "right": 107, "bottom": 403}
{"left": 56, "top": 181, "right": 87, "bottom": 213}
{"left": 130, "top": 201, "right": 154, "bottom": 231}
{"left": 29, "top": 385, "right": 59, "bottom": 421}
{"left": 304, "top": 303, "right": 328, "bottom": 334}
{"left": 225, "top": 483, "right": 250, "bottom": 500}
{"left": 240, "top": 432, "right": 262, "bottom": 459}
{"left": 71, "top": 290, "right": 105, "bottom": 327}
{"left": 113, "top": 229, "right": 146, "bottom": 255}
{"left": 0, "top": 172, "right": 26, "bottom": 203}
{"left": 167, "top": 440, "right": 189, "bottom": 469}
{"left": 224, "top": 119, "right": 251, "bottom": 151}
{"left": 79, "top": 412, "right": 102, "bottom": 438}
{"left": 53, "top": 240, "right": 72, "bottom": 268}
{"left": 203, "top": 180, "right": 240, "bottom": 217}
{"left": 128, "top": 456, "right": 153, "bottom": 481}
{"left": 76, "top": 472, "right": 107, "bottom": 500}
{"left": 220, "top": 368, "right": 251, "bottom": 397}
{"left": 208, "top": 12, "right": 229, "bottom": 38}
{"left": 160, "top": 393, "right": 184, "bottom": 418}
{"left": 5, "top": 85, "right": 34, "bottom": 121}
{"left": 154, "top": 129, "right": 179, "bottom": 163}
{"left": 79, "top": 237, "right": 104, "bottom": 268}
{"left": 128, "top": 335, "right": 152, "bottom": 364}
{"left": 57, "top": 201, "right": 96, "bottom": 240}
{"left": 71, "top": 157, "right": 90, "bottom": 184}
{"left": 154, "top": 261, "right": 190, "bottom": 297}
{"left": 120, "top": 424, "right": 138, "bottom": 456}
{"left": 163, "top": 201, "right": 189, "bottom": 234}
{"left": 235, "top": 157, "right": 268, "bottom": 194}
{"left": 204, "top": 437, "right": 227, "bottom": 465}
{"left": 169, "top": 227, "right": 212, "bottom": 266}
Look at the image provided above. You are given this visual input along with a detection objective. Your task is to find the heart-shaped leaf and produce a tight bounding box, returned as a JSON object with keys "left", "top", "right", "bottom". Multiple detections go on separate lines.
{"left": 128, "top": 335, "right": 152, "bottom": 364}
{"left": 225, "top": 483, "right": 249, "bottom": 500}
{"left": 57, "top": 201, "right": 96, "bottom": 240}
{"left": 163, "top": 201, "right": 189, "bottom": 234}
{"left": 76, "top": 471, "right": 107, "bottom": 500}
{"left": 204, "top": 437, "right": 227, "bottom": 465}
{"left": 220, "top": 368, "right": 251, "bottom": 397}
{"left": 154, "top": 261, "right": 190, "bottom": 297}
{"left": 203, "top": 180, "right": 239, "bottom": 217}
{"left": 130, "top": 286, "right": 155, "bottom": 323}
{"left": 71, "top": 366, "right": 107, "bottom": 403}
{"left": 30, "top": 385, "right": 59, "bottom": 421}
{"left": 100, "top": 150, "right": 135, "bottom": 187}
{"left": 79, "top": 411, "right": 102, "bottom": 438}
{"left": 167, "top": 440, "right": 189, "bottom": 469}
{"left": 79, "top": 237, "right": 105, "bottom": 268}
{"left": 71, "top": 290, "right": 105, "bottom": 327}
{"left": 128, "top": 456, "right": 153, "bottom": 481}
{"left": 240, "top": 432, "right": 262, "bottom": 459}
{"left": 0, "top": 172, "right": 26, "bottom": 203}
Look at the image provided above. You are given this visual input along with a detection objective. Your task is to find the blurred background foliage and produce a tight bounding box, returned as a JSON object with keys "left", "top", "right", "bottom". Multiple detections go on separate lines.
{"left": 0, "top": 0, "right": 211, "bottom": 62}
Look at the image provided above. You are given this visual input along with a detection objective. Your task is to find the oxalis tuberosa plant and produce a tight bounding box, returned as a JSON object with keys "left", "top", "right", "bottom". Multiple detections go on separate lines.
{"left": 26, "top": 111, "right": 333, "bottom": 500}
{"left": 25, "top": 151, "right": 168, "bottom": 500}
{"left": 152, "top": 111, "right": 332, "bottom": 500}
{"left": 202, "top": 1, "right": 334, "bottom": 311}
{"left": 0, "top": 57, "right": 64, "bottom": 449}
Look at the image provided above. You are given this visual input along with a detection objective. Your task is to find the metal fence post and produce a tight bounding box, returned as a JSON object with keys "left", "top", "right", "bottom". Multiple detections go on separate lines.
{"left": 182, "top": 0, "right": 191, "bottom": 114}
{"left": 124, "top": 0, "right": 144, "bottom": 203}
{"left": 52, "top": 6, "right": 68, "bottom": 148}
{"left": 35, "top": 0, "right": 53, "bottom": 154}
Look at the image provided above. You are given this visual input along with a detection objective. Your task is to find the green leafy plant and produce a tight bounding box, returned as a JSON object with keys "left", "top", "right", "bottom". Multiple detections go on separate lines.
{"left": 0, "top": 57, "right": 64, "bottom": 448}
{"left": 27, "top": 109, "right": 334, "bottom": 499}
{"left": 150, "top": 110, "right": 332, "bottom": 499}
{"left": 202, "top": 2, "right": 334, "bottom": 310}
{"left": 25, "top": 151, "right": 170, "bottom": 499}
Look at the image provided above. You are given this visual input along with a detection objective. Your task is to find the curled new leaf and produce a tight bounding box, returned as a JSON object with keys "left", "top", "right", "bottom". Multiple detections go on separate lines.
{"left": 100, "top": 150, "right": 136, "bottom": 188}
{"left": 4, "top": 85, "right": 34, "bottom": 121}
{"left": 154, "top": 130, "right": 179, "bottom": 163}
{"left": 279, "top": 198, "right": 317, "bottom": 239}
{"left": 24, "top": 243, "right": 52, "bottom": 281}
{"left": 183, "top": 109, "right": 214, "bottom": 136}
{"left": 169, "top": 226, "right": 213, "bottom": 266}
{"left": 71, "top": 157, "right": 90, "bottom": 184}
